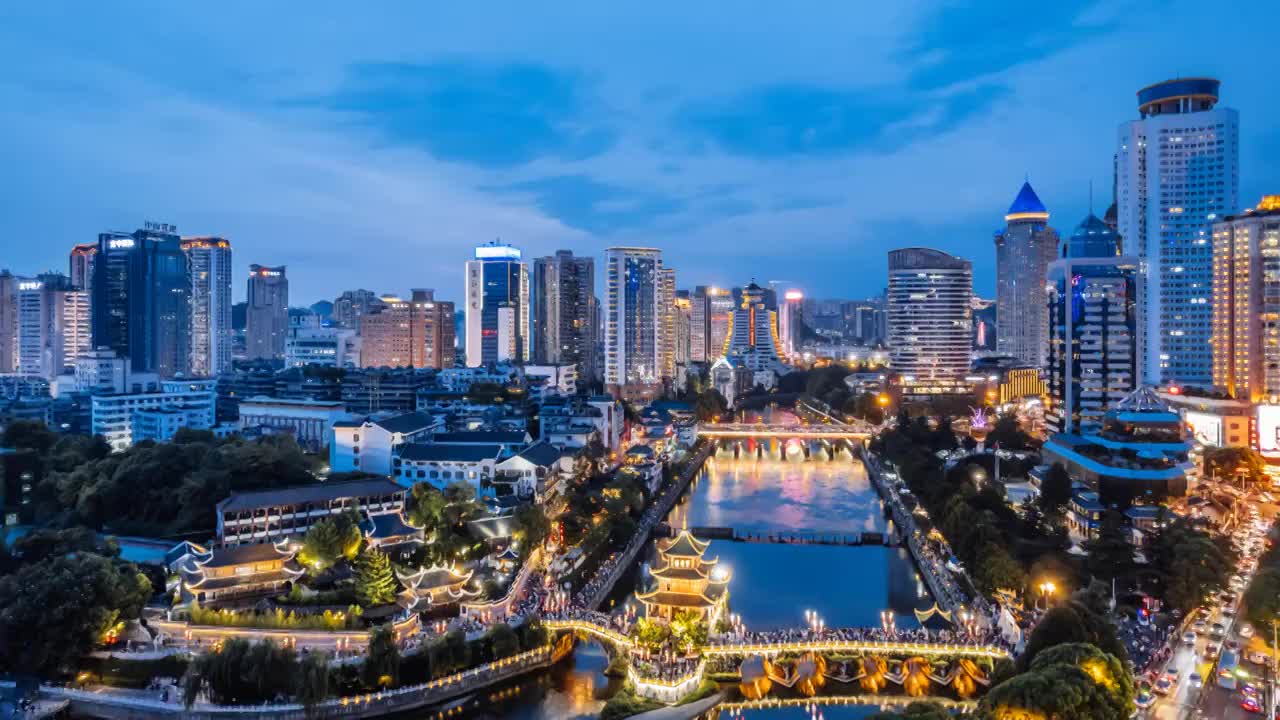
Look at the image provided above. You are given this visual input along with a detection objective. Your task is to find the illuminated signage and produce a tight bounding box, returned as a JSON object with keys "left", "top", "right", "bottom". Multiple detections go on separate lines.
{"left": 474, "top": 245, "right": 521, "bottom": 260}
{"left": 17, "top": 281, "right": 42, "bottom": 291}
{"left": 258, "top": 270, "right": 281, "bottom": 277}
{"left": 144, "top": 221, "right": 177, "bottom": 233}
{"left": 1258, "top": 405, "right": 1280, "bottom": 458}
{"left": 108, "top": 238, "right": 135, "bottom": 250}
{"left": 1183, "top": 411, "right": 1223, "bottom": 447}
{"left": 784, "top": 290, "right": 804, "bottom": 301}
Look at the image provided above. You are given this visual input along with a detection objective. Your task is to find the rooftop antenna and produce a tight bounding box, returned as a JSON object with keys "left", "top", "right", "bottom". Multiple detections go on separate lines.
{"left": 1089, "top": 180, "right": 1094, "bottom": 214}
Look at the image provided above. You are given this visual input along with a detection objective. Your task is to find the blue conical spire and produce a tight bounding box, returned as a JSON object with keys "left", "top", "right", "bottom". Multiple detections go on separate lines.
{"left": 1006, "top": 181, "right": 1049, "bottom": 220}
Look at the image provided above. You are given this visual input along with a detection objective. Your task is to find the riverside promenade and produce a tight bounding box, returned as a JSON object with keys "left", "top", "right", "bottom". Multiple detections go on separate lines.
{"left": 860, "top": 446, "right": 994, "bottom": 624}
{"left": 574, "top": 441, "right": 715, "bottom": 611}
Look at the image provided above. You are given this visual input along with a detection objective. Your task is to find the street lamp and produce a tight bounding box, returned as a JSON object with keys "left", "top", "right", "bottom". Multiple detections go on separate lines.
{"left": 1037, "top": 581, "right": 1056, "bottom": 611}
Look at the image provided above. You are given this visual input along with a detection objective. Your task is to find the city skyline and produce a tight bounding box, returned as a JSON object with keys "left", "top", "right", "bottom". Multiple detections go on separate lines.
{"left": 3, "top": 2, "right": 1279, "bottom": 304}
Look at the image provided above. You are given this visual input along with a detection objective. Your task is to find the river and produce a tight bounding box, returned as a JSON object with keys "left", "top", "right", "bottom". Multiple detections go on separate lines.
{"left": 453, "top": 450, "right": 938, "bottom": 718}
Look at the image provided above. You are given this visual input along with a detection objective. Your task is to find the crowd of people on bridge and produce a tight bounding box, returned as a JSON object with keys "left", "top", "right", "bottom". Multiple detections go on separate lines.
{"left": 711, "top": 623, "right": 1010, "bottom": 651}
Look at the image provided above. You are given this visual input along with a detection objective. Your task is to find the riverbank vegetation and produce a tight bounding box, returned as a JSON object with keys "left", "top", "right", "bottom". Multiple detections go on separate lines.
{"left": 187, "top": 600, "right": 363, "bottom": 631}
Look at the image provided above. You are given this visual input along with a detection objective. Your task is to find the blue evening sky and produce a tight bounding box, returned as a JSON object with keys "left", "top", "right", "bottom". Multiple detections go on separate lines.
{"left": 2, "top": 2, "right": 1277, "bottom": 304}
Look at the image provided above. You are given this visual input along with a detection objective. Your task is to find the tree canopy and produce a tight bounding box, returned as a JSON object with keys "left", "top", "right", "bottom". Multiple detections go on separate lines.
{"left": 979, "top": 643, "right": 1134, "bottom": 720}
{"left": 297, "top": 511, "right": 363, "bottom": 572}
{"left": 0, "top": 551, "right": 151, "bottom": 675}
{"left": 182, "top": 638, "right": 299, "bottom": 706}
{"left": 353, "top": 548, "right": 397, "bottom": 608}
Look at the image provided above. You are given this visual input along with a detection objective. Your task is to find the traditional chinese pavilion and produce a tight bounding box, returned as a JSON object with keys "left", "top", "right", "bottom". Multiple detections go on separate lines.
{"left": 636, "top": 528, "right": 730, "bottom": 621}
{"left": 396, "top": 564, "right": 481, "bottom": 610}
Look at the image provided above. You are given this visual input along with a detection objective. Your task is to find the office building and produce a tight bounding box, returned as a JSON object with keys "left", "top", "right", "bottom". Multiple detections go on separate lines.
{"left": 92, "top": 223, "right": 190, "bottom": 377}
{"left": 69, "top": 243, "right": 96, "bottom": 295}
{"left": 91, "top": 378, "right": 216, "bottom": 450}
{"left": 1211, "top": 195, "right": 1280, "bottom": 401}
{"left": 332, "top": 289, "right": 384, "bottom": 331}
{"left": 286, "top": 326, "right": 360, "bottom": 368}
{"left": 465, "top": 242, "right": 529, "bottom": 367}
{"left": 778, "top": 290, "right": 803, "bottom": 360}
{"left": 246, "top": 264, "right": 288, "bottom": 361}
{"left": 1116, "top": 77, "right": 1239, "bottom": 387}
{"left": 886, "top": 248, "right": 973, "bottom": 381}
{"left": 532, "top": 251, "right": 596, "bottom": 380}
{"left": 994, "top": 181, "right": 1060, "bottom": 367}
{"left": 724, "top": 281, "right": 788, "bottom": 376}
{"left": 604, "top": 247, "right": 668, "bottom": 398}
{"left": 1046, "top": 214, "right": 1141, "bottom": 434}
{"left": 181, "top": 237, "right": 233, "bottom": 377}
{"left": 14, "top": 274, "right": 89, "bottom": 380}
{"left": 236, "top": 396, "right": 352, "bottom": 452}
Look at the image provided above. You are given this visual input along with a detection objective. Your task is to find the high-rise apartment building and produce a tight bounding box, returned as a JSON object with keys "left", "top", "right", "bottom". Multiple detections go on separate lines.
{"left": 181, "top": 237, "right": 233, "bottom": 377}
{"left": 69, "top": 243, "right": 96, "bottom": 295}
{"left": 1211, "top": 196, "right": 1280, "bottom": 401}
{"left": 332, "top": 289, "right": 384, "bottom": 330}
{"left": 688, "top": 285, "right": 733, "bottom": 363}
{"left": 465, "top": 242, "right": 529, "bottom": 367}
{"left": 532, "top": 250, "right": 596, "bottom": 379}
{"left": 0, "top": 271, "right": 16, "bottom": 373}
{"left": 605, "top": 247, "right": 668, "bottom": 397}
{"left": 360, "top": 289, "right": 455, "bottom": 369}
{"left": 92, "top": 223, "right": 190, "bottom": 377}
{"left": 246, "top": 264, "right": 288, "bottom": 361}
{"left": 886, "top": 248, "right": 972, "bottom": 381}
{"left": 1117, "top": 77, "right": 1239, "bottom": 387}
{"left": 658, "top": 267, "right": 677, "bottom": 380}
{"left": 14, "top": 273, "right": 89, "bottom": 380}
{"left": 778, "top": 290, "right": 804, "bottom": 360}
{"left": 673, "top": 291, "right": 693, "bottom": 367}
{"left": 1046, "top": 215, "right": 1141, "bottom": 434}
{"left": 994, "top": 181, "right": 1060, "bottom": 367}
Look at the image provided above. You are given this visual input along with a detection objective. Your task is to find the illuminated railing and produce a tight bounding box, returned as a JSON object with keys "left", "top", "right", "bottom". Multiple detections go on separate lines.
{"left": 698, "top": 423, "right": 874, "bottom": 438}
{"left": 720, "top": 694, "right": 978, "bottom": 712}
{"left": 703, "top": 639, "right": 1010, "bottom": 660}
{"left": 628, "top": 659, "right": 705, "bottom": 703}
{"left": 541, "top": 618, "right": 634, "bottom": 647}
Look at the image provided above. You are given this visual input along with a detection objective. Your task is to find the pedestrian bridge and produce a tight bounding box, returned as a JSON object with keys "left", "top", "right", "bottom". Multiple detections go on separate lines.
{"left": 540, "top": 617, "right": 1010, "bottom": 661}
{"left": 697, "top": 421, "right": 876, "bottom": 440}
{"left": 704, "top": 637, "right": 1011, "bottom": 660}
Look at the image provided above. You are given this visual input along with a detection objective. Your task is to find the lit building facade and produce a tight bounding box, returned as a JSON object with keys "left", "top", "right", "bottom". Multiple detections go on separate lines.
{"left": 1046, "top": 214, "right": 1141, "bottom": 434}
{"left": 331, "top": 288, "right": 383, "bottom": 330}
{"left": 91, "top": 378, "right": 217, "bottom": 450}
{"left": 246, "top": 264, "right": 288, "bottom": 361}
{"left": 0, "top": 272, "right": 15, "bottom": 373}
{"left": 360, "top": 289, "right": 454, "bottom": 370}
{"left": 673, "top": 292, "right": 692, "bottom": 366}
{"left": 886, "top": 248, "right": 973, "bottom": 381}
{"left": 1116, "top": 77, "right": 1239, "bottom": 387}
{"left": 778, "top": 290, "right": 803, "bottom": 361}
{"left": 286, "top": 326, "right": 359, "bottom": 368}
{"left": 724, "top": 281, "right": 787, "bottom": 374}
{"left": 1211, "top": 196, "right": 1280, "bottom": 401}
{"left": 604, "top": 247, "right": 668, "bottom": 398}
{"left": 181, "top": 237, "right": 233, "bottom": 377}
{"left": 92, "top": 223, "right": 190, "bottom": 377}
{"left": 994, "top": 181, "right": 1060, "bottom": 367}
{"left": 69, "top": 243, "right": 96, "bottom": 296}
{"left": 14, "top": 274, "right": 89, "bottom": 380}
{"left": 689, "top": 286, "right": 734, "bottom": 363}
{"left": 532, "top": 250, "right": 596, "bottom": 379}
{"left": 658, "top": 267, "right": 677, "bottom": 380}
{"left": 465, "top": 242, "right": 529, "bottom": 367}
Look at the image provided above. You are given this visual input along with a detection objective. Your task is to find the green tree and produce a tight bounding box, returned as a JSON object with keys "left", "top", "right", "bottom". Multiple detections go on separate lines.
{"left": 361, "top": 625, "right": 401, "bottom": 688}
{"left": 1147, "top": 518, "right": 1232, "bottom": 614}
{"left": 298, "top": 511, "right": 363, "bottom": 571}
{"left": 353, "top": 548, "right": 397, "bottom": 608}
{"left": 1019, "top": 599, "right": 1128, "bottom": 671}
{"left": 182, "top": 638, "right": 297, "bottom": 706}
{"left": 987, "top": 413, "right": 1035, "bottom": 451}
{"left": 487, "top": 622, "right": 520, "bottom": 659}
{"left": 513, "top": 503, "right": 550, "bottom": 555}
{"left": 1246, "top": 567, "right": 1280, "bottom": 630}
{"left": 1039, "top": 463, "right": 1074, "bottom": 514}
{"left": 1, "top": 420, "right": 58, "bottom": 452}
{"left": 1085, "top": 510, "right": 1134, "bottom": 584}
{"left": 669, "top": 610, "right": 708, "bottom": 653}
{"left": 867, "top": 702, "right": 952, "bottom": 720}
{"left": 631, "top": 618, "right": 671, "bottom": 649}
{"left": 1203, "top": 446, "right": 1268, "bottom": 486}
{"left": 975, "top": 543, "right": 1026, "bottom": 595}
{"left": 980, "top": 643, "right": 1134, "bottom": 720}
{"left": 296, "top": 650, "right": 331, "bottom": 711}
{"left": 0, "top": 552, "right": 151, "bottom": 675}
